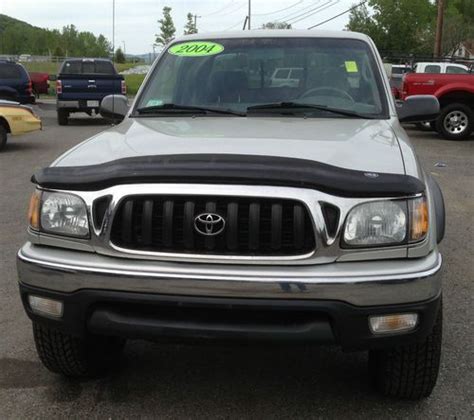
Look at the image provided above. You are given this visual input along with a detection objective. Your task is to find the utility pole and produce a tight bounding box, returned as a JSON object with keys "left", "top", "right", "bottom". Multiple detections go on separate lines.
{"left": 193, "top": 14, "right": 201, "bottom": 31}
{"left": 112, "top": 0, "right": 115, "bottom": 57}
{"left": 122, "top": 41, "right": 126, "bottom": 55}
{"left": 434, "top": 0, "right": 445, "bottom": 57}
{"left": 248, "top": 0, "right": 251, "bottom": 30}
{"left": 243, "top": 16, "right": 249, "bottom": 30}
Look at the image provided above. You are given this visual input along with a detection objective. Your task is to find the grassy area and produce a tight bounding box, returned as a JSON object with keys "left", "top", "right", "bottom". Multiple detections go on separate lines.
{"left": 23, "top": 61, "right": 139, "bottom": 74}
{"left": 23, "top": 61, "right": 61, "bottom": 74}
{"left": 124, "top": 74, "right": 146, "bottom": 95}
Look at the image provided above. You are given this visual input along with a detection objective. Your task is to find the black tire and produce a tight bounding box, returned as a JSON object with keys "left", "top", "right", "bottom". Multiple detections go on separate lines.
{"left": 435, "top": 103, "right": 473, "bottom": 140}
{"left": 57, "top": 109, "right": 69, "bottom": 126}
{"left": 33, "top": 322, "right": 125, "bottom": 377}
{"left": 0, "top": 125, "right": 7, "bottom": 151}
{"left": 369, "top": 301, "right": 442, "bottom": 399}
{"left": 415, "top": 121, "right": 436, "bottom": 132}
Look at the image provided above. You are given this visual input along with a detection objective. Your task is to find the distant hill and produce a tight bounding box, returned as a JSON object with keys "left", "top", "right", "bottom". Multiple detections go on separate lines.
{"left": 0, "top": 14, "right": 110, "bottom": 57}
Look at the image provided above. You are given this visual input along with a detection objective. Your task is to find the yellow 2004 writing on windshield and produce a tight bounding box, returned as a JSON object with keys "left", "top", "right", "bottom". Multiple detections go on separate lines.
{"left": 168, "top": 41, "right": 225, "bottom": 57}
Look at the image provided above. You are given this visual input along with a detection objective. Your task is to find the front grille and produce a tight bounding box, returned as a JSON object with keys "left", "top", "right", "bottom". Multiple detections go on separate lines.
{"left": 110, "top": 195, "right": 316, "bottom": 256}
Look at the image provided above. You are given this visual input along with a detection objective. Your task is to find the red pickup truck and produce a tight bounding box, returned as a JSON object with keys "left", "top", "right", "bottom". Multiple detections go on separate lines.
{"left": 401, "top": 73, "right": 474, "bottom": 140}
{"left": 28, "top": 72, "right": 49, "bottom": 97}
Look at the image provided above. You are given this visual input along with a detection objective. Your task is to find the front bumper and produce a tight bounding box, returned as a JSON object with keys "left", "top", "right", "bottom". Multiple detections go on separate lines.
{"left": 17, "top": 243, "right": 442, "bottom": 349}
{"left": 17, "top": 242, "right": 442, "bottom": 306}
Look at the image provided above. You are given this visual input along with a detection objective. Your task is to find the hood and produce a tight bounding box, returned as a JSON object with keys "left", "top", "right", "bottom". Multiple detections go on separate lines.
{"left": 54, "top": 117, "right": 405, "bottom": 174}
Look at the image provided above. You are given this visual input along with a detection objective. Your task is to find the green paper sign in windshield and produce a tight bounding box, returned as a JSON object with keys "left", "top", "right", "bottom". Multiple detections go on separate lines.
{"left": 168, "top": 41, "right": 225, "bottom": 57}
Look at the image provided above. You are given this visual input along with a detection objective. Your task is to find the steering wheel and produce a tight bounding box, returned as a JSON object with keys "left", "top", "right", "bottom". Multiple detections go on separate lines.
{"left": 299, "top": 87, "right": 355, "bottom": 104}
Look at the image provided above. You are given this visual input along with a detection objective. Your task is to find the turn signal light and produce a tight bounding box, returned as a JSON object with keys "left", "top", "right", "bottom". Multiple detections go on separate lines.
{"left": 28, "top": 190, "right": 41, "bottom": 230}
{"left": 28, "top": 295, "right": 63, "bottom": 318}
{"left": 369, "top": 313, "right": 418, "bottom": 334}
{"left": 410, "top": 196, "right": 429, "bottom": 242}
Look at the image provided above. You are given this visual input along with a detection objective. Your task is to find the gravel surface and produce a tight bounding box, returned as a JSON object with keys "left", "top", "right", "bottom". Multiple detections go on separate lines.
{"left": 0, "top": 105, "right": 473, "bottom": 418}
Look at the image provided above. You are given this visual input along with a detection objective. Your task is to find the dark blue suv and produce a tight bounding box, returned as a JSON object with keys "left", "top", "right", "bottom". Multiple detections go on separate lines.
{"left": 0, "top": 60, "right": 35, "bottom": 104}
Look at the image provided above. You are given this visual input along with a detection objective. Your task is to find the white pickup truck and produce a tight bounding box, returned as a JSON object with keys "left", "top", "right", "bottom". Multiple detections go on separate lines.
{"left": 18, "top": 31, "right": 444, "bottom": 400}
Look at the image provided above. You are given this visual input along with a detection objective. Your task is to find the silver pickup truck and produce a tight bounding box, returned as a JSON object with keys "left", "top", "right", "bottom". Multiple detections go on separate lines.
{"left": 17, "top": 31, "right": 445, "bottom": 400}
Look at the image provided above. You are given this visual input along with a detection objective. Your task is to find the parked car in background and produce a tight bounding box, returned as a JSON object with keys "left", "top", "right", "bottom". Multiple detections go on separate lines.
{"left": 0, "top": 60, "right": 35, "bottom": 104}
{"left": 0, "top": 99, "right": 41, "bottom": 151}
{"left": 392, "top": 64, "right": 412, "bottom": 76}
{"left": 19, "top": 31, "right": 445, "bottom": 400}
{"left": 414, "top": 62, "right": 469, "bottom": 74}
{"left": 402, "top": 72, "right": 474, "bottom": 139}
{"left": 270, "top": 67, "right": 304, "bottom": 87}
{"left": 389, "top": 64, "right": 412, "bottom": 99}
{"left": 29, "top": 72, "right": 49, "bottom": 97}
{"left": 18, "top": 54, "right": 32, "bottom": 63}
{"left": 56, "top": 58, "right": 126, "bottom": 125}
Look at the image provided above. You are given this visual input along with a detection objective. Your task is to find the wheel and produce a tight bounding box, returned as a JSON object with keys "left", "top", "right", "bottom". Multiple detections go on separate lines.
{"left": 0, "top": 125, "right": 7, "bottom": 151}
{"left": 415, "top": 121, "right": 436, "bottom": 132}
{"left": 57, "top": 109, "right": 69, "bottom": 126}
{"left": 369, "top": 301, "right": 442, "bottom": 399}
{"left": 435, "top": 103, "right": 473, "bottom": 140}
{"left": 33, "top": 322, "right": 125, "bottom": 377}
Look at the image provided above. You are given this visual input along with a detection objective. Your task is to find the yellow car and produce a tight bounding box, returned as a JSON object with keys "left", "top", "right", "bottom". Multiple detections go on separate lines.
{"left": 0, "top": 100, "right": 41, "bottom": 151}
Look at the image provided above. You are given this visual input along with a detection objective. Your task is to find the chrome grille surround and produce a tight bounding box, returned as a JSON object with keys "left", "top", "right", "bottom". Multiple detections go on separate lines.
{"left": 31, "top": 183, "right": 426, "bottom": 265}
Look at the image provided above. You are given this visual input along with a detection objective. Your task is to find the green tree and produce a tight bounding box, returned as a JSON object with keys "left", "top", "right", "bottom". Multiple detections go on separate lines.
{"left": 52, "top": 45, "right": 65, "bottom": 57}
{"left": 261, "top": 21, "right": 292, "bottom": 29}
{"left": 184, "top": 13, "right": 198, "bottom": 35}
{"left": 0, "top": 14, "right": 112, "bottom": 57}
{"left": 114, "top": 47, "right": 126, "bottom": 63}
{"left": 346, "top": 0, "right": 436, "bottom": 55}
{"left": 156, "top": 6, "right": 176, "bottom": 46}
{"left": 442, "top": 0, "right": 474, "bottom": 55}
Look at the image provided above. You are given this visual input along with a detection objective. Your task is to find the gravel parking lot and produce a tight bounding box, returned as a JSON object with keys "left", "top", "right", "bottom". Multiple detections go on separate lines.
{"left": 0, "top": 104, "right": 473, "bottom": 418}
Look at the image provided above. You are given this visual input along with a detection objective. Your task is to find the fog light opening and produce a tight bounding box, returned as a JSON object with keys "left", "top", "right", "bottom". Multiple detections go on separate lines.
{"left": 28, "top": 295, "right": 63, "bottom": 318}
{"left": 369, "top": 313, "right": 418, "bottom": 334}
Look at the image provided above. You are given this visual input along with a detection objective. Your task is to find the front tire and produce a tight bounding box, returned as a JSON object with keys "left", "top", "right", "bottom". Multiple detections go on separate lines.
{"left": 0, "top": 125, "right": 7, "bottom": 151}
{"left": 33, "top": 322, "right": 125, "bottom": 377}
{"left": 57, "top": 109, "right": 69, "bottom": 126}
{"left": 435, "top": 103, "right": 473, "bottom": 140}
{"left": 369, "top": 301, "right": 442, "bottom": 399}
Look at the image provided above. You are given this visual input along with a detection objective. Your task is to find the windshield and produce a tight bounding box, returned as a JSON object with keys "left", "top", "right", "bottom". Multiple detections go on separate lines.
{"left": 136, "top": 37, "right": 388, "bottom": 118}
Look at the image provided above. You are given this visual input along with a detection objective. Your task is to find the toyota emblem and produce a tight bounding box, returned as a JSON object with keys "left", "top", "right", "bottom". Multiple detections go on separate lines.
{"left": 194, "top": 213, "right": 226, "bottom": 236}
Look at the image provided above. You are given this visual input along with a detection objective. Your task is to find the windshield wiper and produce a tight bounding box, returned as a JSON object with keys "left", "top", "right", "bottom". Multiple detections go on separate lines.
{"left": 246, "top": 102, "right": 376, "bottom": 119}
{"left": 135, "top": 103, "right": 246, "bottom": 117}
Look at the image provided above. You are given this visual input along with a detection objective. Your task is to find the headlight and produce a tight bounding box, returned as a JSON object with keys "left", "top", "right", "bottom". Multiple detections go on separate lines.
{"left": 36, "top": 191, "right": 89, "bottom": 238}
{"left": 343, "top": 196, "right": 428, "bottom": 248}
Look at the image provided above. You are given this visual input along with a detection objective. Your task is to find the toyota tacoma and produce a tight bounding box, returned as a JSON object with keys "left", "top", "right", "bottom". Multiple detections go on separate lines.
{"left": 17, "top": 31, "right": 445, "bottom": 399}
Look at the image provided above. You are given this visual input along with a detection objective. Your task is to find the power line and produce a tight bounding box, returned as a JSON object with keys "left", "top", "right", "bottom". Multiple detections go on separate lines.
{"left": 276, "top": 0, "right": 322, "bottom": 22}
{"left": 202, "top": 1, "right": 236, "bottom": 17}
{"left": 286, "top": 0, "right": 334, "bottom": 23}
{"left": 223, "top": 18, "right": 247, "bottom": 31}
{"left": 202, "top": 1, "right": 247, "bottom": 19}
{"left": 290, "top": 0, "right": 339, "bottom": 25}
{"left": 252, "top": 1, "right": 304, "bottom": 17}
{"left": 308, "top": 0, "right": 368, "bottom": 29}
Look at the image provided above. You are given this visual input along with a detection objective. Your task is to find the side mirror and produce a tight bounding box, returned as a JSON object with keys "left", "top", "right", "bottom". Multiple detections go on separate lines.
{"left": 48, "top": 74, "right": 57, "bottom": 82}
{"left": 397, "top": 95, "right": 439, "bottom": 123}
{"left": 100, "top": 94, "right": 129, "bottom": 122}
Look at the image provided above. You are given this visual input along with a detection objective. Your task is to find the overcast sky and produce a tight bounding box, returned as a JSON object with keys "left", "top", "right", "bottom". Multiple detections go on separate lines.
{"left": 0, "top": 0, "right": 354, "bottom": 54}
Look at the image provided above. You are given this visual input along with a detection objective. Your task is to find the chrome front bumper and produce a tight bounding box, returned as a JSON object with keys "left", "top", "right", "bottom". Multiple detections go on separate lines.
{"left": 17, "top": 242, "right": 442, "bottom": 307}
